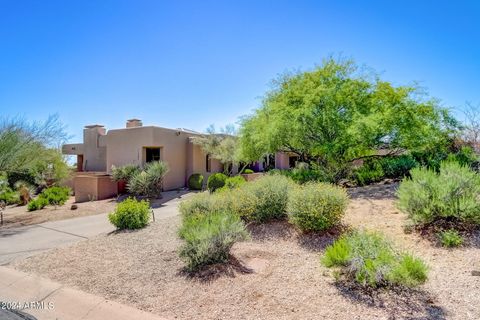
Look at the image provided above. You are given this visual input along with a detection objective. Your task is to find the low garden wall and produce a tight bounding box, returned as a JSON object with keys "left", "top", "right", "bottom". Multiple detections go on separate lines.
{"left": 74, "top": 172, "right": 117, "bottom": 202}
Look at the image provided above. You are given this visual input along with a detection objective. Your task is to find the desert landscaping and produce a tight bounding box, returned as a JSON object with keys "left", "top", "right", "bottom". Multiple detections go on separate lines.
{"left": 11, "top": 183, "right": 480, "bottom": 319}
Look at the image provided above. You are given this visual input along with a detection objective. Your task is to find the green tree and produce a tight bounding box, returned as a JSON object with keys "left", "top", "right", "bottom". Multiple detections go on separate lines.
{"left": 239, "top": 57, "right": 458, "bottom": 177}
{"left": 192, "top": 125, "right": 254, "bottom": 175}
{"left": 0, "top": 115, "right": 70, "bottom": 186}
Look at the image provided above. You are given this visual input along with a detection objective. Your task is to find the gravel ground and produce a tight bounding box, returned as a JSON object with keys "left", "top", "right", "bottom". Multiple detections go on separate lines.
{"left": 1, "top": 196, "right": 117, "bottom": 228}
{"left": 12, "top": 183, "right": 480, "bottom": 319}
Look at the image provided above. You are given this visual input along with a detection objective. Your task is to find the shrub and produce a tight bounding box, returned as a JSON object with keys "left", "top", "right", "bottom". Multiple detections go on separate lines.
{"left": 0, "top": 187, "right": 19, "bottom": 205}
{"left": 221, "top": 175, "right": 246, "bottom": 191}
{"left": 27, "top": 197, "right": 49, "bottom": 211}
{"left": 288, "top": 182, "right": 348, "bottom": 232}
{"left": 322, "top": 231, "right": 428, "bottom": 287}
{"left": 397, "top": 161, "right": 480, "bottom": 226}
{"left": 232, "top": 175, "right": 293, "bottom": 222}
{"left": 179, "top": 192, "right": 221, "bottom": 217}
{"left": 379, "top": 155, "right": 418, "bottom": 178}
{"left": 40, "top": 186, "right": 71, "bottom": 206}
{"left": 207, "top": 173, "right": 228, "bottom": 192}
{"left": 178, "top": 211, "right": 249, "bottom": 271}
{"left": 352, "top": 161, "right": 384, "bottom": 186}
{"left": 14, "top": 181, "right": 35, "bottom": 205}
{"left": 243, "top": 169, "right": 254, "bottom": 174}
{"left": 111, "top": 164, "right": 141, "bottom": 182}
{"left": 438, "top": 229, "right": 463, "bottom": 247}
{"left": 127, "top": 161, "right": 169, "bottom": 197}
{"left": 188, "top": 173, "right": 204, "bottom": 190}
{"left": 108, "top": 198, "right": 151, "bottom": 230}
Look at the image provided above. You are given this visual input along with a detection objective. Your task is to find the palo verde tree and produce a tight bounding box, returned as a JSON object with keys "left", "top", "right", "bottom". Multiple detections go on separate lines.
{"left": 239, "top": 57, "right": 458, "bottom": 179}
{"left": 0, "top": 114, "right": 70, "bottom": 186}
{"left": 192, "top": 124, "right": 255, "bottom": 175}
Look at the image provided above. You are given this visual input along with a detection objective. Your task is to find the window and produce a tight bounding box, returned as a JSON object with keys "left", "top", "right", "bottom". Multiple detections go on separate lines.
{"left": 206, "top": 154, "right": 212, "bottom": 172}
{"left": 145, "top": 147, "right": 161, "bottom": 162}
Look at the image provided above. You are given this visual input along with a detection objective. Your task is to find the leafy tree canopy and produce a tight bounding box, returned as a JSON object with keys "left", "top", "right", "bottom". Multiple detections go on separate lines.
{"left": 239, "top": 57, "right": 458, "bottom": 166}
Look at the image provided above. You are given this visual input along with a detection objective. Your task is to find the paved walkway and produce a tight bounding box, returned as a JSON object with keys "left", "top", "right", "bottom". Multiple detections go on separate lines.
{"left": 0, "top": 191, "right": 192, "bottom": 265}
{"left": 0, "top": 266, "right": 167, "bottom": 320}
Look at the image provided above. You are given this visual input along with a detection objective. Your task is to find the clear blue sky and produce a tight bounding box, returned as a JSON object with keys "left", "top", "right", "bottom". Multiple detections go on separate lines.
{"left": 1, "top": 0, "right": 479, "bottom": 143}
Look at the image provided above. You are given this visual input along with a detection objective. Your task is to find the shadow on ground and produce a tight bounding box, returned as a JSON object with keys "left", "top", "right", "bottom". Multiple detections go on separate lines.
{"left": 247, "top": 220, "right": 349, "bottom": 252}
{"left": 347, "top": 182, "right": 398, "bottom": 201}
{"left": 178, "top": 255, "right": 253, "bottom": 283}
{"left": 334, "top": 282, "right": 447, "bottom": 320}
{"left": 116, "top": 189, "right": 193, "bottom": 209}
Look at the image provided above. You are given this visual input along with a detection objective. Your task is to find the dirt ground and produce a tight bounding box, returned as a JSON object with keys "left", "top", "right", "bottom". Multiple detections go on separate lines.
{"left": 0, "top": 196, "right": 117, "bottom": 228}
{"left": 12, "top": 183, "right": 480, "bottom": 319}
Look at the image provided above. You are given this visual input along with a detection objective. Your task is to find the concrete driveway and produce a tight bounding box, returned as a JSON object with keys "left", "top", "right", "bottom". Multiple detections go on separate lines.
{"left": 0, "top": 191, "right": 192, "bottom": 265}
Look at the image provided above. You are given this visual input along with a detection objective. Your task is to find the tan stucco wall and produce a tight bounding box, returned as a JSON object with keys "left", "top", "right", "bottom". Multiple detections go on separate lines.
{"left": 74, "top": 173, "right": 117, "bottom": 202}
{"left": 275, "top": 152, "right": 290, "bottom": 169}
{"left": 104, "top": 126, "right": 224, "bottom": 191}
{"left": 83, "top": 126, "right": 107, "bottom": 171}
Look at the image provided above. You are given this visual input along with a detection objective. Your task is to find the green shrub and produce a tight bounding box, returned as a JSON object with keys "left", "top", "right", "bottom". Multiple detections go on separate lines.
{"left": 188, "top": 173, "right": 204, "bottom": 190}
{"left": 221, "top": 175, "right": 246, "bottom": 191}
{"left": 108, "top": 198, "right": 151, "bottom": 230}
{"left": 27, "top": 197, "right": 49, "bottom": 211}
{"left": 288, "top": 182, "right": 348, "bottom": 232}
{"left": 379, "top": 155, "right": 418, "bottom": 178}
{"left": 352, "top": 161, "right": 384, "bottom": 186}
{"left": 15, "top": 181, "right": 35, "bottom": 205}
{"left": 438, "top": 229, "right": 463, "bottom": 247}
{"left": 179, "top": 192, "right": 222, "bottom": 217}
{"left": 127, "top": 161, "right": 169, "bottom": 197}
{"left": 178, "top": 211, "right": 249, "bottom": 271}
{"left": 0, "top": 187, "right": 19, "bottom": 205}
{"left": 322, "top": 231, "right": 428, "bottom": 287}
{"left": 397, "top": 161, "right": 480, "bottom": 226}
{"left": 207, "top": 173, "right": 228, "bottom": 192}
{"left": 243, "top": 169, "right": 254, "bottom": 174}
{"left": 232, "top": 175, "right": 293, "bottom": 222}
{"left": 111, "top": 164, "right": 141, "bottom": 182}
{"left": 40, "top": 186, "right": 71, "bottom": 206}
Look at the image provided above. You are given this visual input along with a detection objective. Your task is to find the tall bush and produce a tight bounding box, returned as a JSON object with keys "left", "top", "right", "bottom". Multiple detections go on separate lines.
{"left": 288, "top": 182, "right": 348, "bottom": 232}
{"left": 397, "top": 161, "right": 480, "bottom": 226}
{"left": 179, "top": 211, "right": 249, "bottom": 271}
{"left": 127, "top": 161, "right": 169, "bottom": 198}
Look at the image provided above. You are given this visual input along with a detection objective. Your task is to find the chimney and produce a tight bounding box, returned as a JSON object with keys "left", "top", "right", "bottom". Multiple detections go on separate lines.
{"left": 126, "top": 119, "right": 142, "bottom": 128}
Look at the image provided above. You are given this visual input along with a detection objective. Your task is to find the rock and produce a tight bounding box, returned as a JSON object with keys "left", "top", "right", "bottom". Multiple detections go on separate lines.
{"left": 70, "top": 204, "right": 78, "bottom": 210}
{"left": 338, "top": 179, "right": 355, "bottom": 188}
{"left": 472, "top": 270, "right": 480, "bottom": 276}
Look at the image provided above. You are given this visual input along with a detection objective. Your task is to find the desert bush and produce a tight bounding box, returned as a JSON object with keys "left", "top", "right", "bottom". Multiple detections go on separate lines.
{"left": 207, "top": 173, "right": 228, "bottom": 192}
{"left": 178, "top": 211, "right": 249, "bottom": 271}
{"left": 14, "top": 181, "right": 35, "bottom": 205}
{"left": 188, "top": 173, "right": 204, "bottom": 190}
{"left": 27, "top": 197, "right": 49, "bottom": 211}
{"left": 438, "top": 229, "right": 463, "bottom": 247}
{"left": 243, "top": 169, "right": 254, "bottom": 174}
{"left": 40, "top": 186, "right": 71, "bottom": 206}
{"left": 111, "top": 164, "right": 141, "bottom": 182}
{"left": 379, "top": 155, "right": 418, "bottom": 178}
{"left": 288, "top": 182, "right": 348, "bottom": 232}
{"left": 127, "top": 161, "right": 169, "bottom": 197}
{"left": 322, "top": 231, "right": 428, "bottom": 287}
{"left": 221, "top": 175, "right": 246, "bottom": 191}
{"left": 108, "top": 197, "right": 150, "bottom": 230}
{"left": 0, "top": 186, "right": 19, "bottom": 205}
{"left": 352, "top": 161, "right": 384, "bottom": 186}
{"left": 397, "top": 161, "right": 480, "bottom": 226}
{"left": 179, "top": 192, "right": 222, "bottom": 217}
{"left": 232, "top": 175, "right": 293, "bottom": 222}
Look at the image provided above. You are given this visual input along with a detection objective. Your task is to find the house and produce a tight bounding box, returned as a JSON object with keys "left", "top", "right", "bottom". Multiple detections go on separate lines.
{"left": 63, "top": 119, "right": 225, "bottom": 202}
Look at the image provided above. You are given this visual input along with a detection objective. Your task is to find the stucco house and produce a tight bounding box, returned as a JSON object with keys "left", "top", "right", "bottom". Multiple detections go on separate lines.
{"left": 63, "top": 119, "right": 295, "bottom": 202}
{"left": 63, "top": 119, "right": 227, "bottom": 201}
